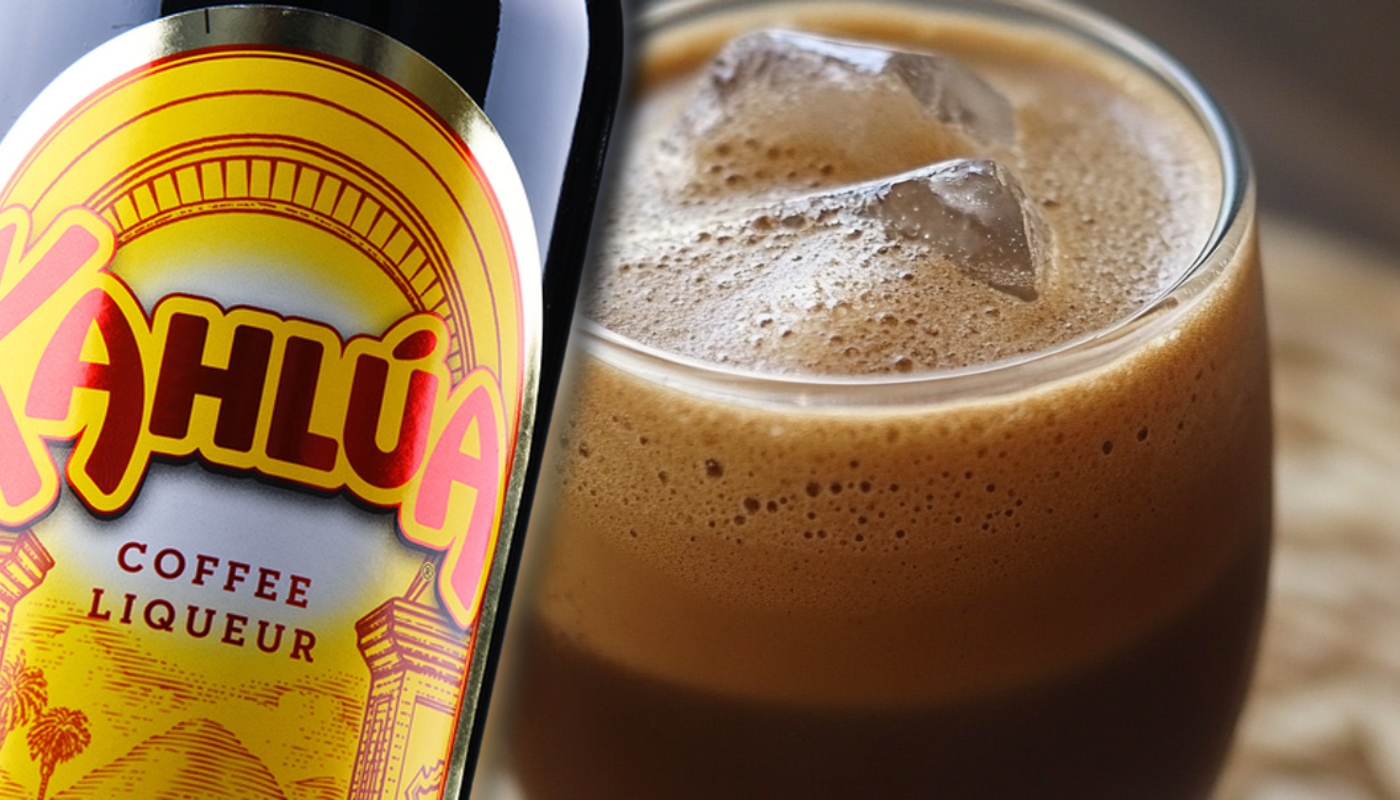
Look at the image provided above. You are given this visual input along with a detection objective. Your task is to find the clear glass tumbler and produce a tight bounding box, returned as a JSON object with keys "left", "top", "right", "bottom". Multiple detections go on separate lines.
{"left": 492, "top": 1, "right": 1270, "bottom": 798}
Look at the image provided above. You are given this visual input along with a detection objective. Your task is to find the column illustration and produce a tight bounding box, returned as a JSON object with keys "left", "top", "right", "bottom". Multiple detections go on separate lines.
{"left": 347, "top": 565, "right": 473, "bottom": 800}
{"left": 0, "top": 529, "right": 54, "bottom": 660}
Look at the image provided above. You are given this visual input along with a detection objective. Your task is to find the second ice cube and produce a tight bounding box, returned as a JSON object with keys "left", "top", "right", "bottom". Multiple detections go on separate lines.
{"left": 870, "top": 159, "right": 1047, "bottom": 301}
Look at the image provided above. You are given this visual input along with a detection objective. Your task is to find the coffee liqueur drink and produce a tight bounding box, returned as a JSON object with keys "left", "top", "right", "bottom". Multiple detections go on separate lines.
{"left": 502, "top": 1, "right": 1271, "bottom": 798}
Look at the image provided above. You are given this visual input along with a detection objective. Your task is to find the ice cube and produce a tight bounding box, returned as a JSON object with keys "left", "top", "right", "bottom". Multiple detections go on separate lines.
{"left": 737, "top": 159, "right": 1047, "bottom": 301}
{"left": 678, "top": 30, "right": 1015, "bottom": 155}
{"left": 866, "top": 159, "right": 1048, "bottom": 300}
{"left": 607, "top": 158, "right": 1048, "bottom": 302}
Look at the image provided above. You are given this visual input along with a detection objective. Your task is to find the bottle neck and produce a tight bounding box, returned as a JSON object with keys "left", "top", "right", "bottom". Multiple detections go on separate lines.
{"left": 158, "top": 0, "right": 504, "bottom": 103}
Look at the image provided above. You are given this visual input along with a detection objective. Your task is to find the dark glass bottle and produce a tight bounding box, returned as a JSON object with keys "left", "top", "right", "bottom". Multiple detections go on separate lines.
{"left": 0, "top": 1, "right": 621, "bottom": 797}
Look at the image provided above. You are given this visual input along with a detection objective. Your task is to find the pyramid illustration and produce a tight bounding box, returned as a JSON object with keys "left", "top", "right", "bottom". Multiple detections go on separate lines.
{"left": 53, "top": 718, "right": 287, "bottom": 799}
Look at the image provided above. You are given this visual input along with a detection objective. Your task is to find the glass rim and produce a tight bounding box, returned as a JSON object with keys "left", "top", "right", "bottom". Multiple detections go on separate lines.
{"left": 579, "top": 0, "right": 1254, "bottom": 409}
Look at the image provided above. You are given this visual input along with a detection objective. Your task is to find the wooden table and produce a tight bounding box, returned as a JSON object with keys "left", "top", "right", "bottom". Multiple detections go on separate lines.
{"left": 1215, "top": 218, "right": 1400, "bottom": 799}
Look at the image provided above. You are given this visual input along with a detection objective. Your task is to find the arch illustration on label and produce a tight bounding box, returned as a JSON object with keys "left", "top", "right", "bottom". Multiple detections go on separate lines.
{"left": 0, "top": 7, "right": 539, "bottom": 799}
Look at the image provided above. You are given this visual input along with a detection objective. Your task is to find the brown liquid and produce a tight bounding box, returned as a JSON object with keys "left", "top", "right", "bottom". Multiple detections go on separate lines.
{"left": 511, "top": 521, "right": 1268, "bottom": 800}
{"left": 503, "top": 4, "right": 1271, "bottom": 798}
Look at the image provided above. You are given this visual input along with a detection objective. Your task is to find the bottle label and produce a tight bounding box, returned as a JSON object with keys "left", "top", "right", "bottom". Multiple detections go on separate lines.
{"left": 0, "top": 7, "right": 539, "bottom": 799}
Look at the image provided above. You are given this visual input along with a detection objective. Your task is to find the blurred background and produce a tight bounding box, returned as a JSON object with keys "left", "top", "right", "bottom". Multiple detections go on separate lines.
{"left": 1081, "top": 0, "right": 1400, "bottom": 255}
{"left": 1076, "top": 3, "right": 1400, "bottom": 799}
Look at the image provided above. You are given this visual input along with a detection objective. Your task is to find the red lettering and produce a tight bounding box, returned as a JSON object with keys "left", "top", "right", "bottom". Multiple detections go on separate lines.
{"left": 117, "top": 541, "right": 146, "bottom": 573}
{"left": 25, "top": 288, "right": 145, "bottom": 497}
{"left": 343, "top": 352, "right": 437, "bottom": 489}
{"left": 286, "top": 574, "right": 311, "bottom": 608}
{"left": 223, "top": 560, "right": 250, "bottom": 592}
{"left": 392, "top": 369, "right": 512, "bottom": 627}
{"left": 144, "top": 598, "right": 176, "bottom": 631}
{"left": 153, "top": 548, "right": 186, "bottom": 579}
{"left": 254, "top": 567, "right": 279, "bottom": 601}
{"left": 0, "top": 208, "right": 114, "bottom": 525}
{"left": 222, "top": 613, "right": 248, "bottom": 646}
{"left": 119, "top": 593, "right": 137, "bottom": 624}
{"left": 414, "top": 379, "right": 502, "bottom": 622}
{"left": 266, "top": 336, "right": 337, "bottom": 471}
{"left": 0, "top": 218, "right": 100, "bottom": 341}
{"left": 88, "top": 587, "right": 112, "bottom": 620}
{"left": 149, "top": 313, "right": 272, "bottom": 452}
{"left": 413, "top": 381, "right": 501, "bottom": 532}
{"left": 186, "top": 605, "right": 215, "bottom": 638}
{"left": 256, "top": 620, "right": 285, "bottom": 653}
{"left": 193, "top": 554, "right": 219, "bottom": 585}
{"left": 290, "top": 628, "right": 316, "bottom": 662}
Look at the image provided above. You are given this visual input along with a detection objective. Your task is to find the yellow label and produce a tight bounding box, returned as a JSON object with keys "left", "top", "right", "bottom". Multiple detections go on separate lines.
{"left": 0, "top": 8, "right": 540, "bottom": 799}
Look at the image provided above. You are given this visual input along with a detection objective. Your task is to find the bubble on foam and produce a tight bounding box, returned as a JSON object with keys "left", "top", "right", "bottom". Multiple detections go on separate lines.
{"left": 592, "top": 156, "right": 1053, "bottom": 376}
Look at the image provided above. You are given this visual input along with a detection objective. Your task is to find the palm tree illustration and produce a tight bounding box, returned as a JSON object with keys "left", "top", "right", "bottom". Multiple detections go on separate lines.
{"left": 0, "top": 651, "right": 47, "bottom": 751}
{"left": 26, "top": 707, "right": 90, "bottom": 800}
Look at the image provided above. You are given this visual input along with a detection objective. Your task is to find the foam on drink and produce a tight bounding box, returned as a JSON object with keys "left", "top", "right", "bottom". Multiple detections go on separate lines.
{"left": 509, "top": 5, "right": 1269, "bottom": 798}
{"left": 586, "top": 12, "right": 1221, "bottom": 374}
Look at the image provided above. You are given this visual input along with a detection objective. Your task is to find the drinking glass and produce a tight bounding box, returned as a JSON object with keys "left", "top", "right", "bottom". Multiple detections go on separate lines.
{"left": 489, "top": 1, "right": 1270, "bottom": 797}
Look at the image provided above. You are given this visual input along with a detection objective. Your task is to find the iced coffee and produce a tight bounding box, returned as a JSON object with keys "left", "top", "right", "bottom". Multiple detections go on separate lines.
{"left": 502, "top": 1, "right": 1271, "bottom": 798}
